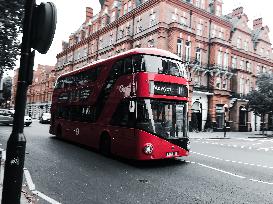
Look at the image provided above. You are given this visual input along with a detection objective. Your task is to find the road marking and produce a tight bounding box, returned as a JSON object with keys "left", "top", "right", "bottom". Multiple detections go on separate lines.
{"left": 196, "top": 162, "right": 246, "bottom": 179}
{"left": 249, "top": 179, "right": 273, "bottom": 185}
{"left": 32, "top": 191, "right": 61, "bottom": 204}
{"left": 23, "top": 168, "right": 36, "bottom": 191}
{"left": 23, "top": 168, "right": 61, "bottom": 204}
{"left": 185, "top": 160, "right": 273, "bottom": 186}
{"left": 191, "top": 151, "right": 273, "bottom": 169}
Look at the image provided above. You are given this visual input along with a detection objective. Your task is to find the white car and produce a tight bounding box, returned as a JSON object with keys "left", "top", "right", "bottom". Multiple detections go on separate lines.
{"left": 24, "top": 115, "right": 32, "bottom": 126}
{"left": 39, "top": 113, "right": 51, "bottom": 124}
{"left": 0, "top": 109, "right": 32, "bottom": 126}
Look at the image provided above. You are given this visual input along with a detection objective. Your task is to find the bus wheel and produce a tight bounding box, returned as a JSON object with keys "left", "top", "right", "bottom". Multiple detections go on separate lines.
{"left": 100, "top": 134, "right": 111, "bottom": 156}
{"left": 56, "top": 126, "right": 62, "bottom": 138}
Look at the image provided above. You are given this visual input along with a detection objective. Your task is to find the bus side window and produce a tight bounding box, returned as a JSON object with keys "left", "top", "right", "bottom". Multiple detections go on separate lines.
{"left": 132, "top": 55, "right": 145, "bottom": 72}
{"left": 124, "top": 57, "right": 133, "bottom": 74}
{"left": 112, "top": 61, "right": 123, "bottom": 78}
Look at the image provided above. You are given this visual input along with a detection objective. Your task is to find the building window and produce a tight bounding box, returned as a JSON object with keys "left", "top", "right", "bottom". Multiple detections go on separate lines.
{"left": 195, "top": 0, "right": 200, "bottom": 7}
{"left": 216, "top": 5, "right": 221, "bottom": 16}
{"left": 128, "top": 1, "right": 132, "bottom": 12}
{"left": 246, "top": 61, "right": 251, "bottom": 72}
{"left": 148, "top": 39, "right": 155, "bottom": 48}
{"left": 256, "top": 65, "right": 260, "bottom": 74}
{"left": 239, "top": 78, "right": 245, "bottom": 94}
{"left": 123, "top": 3, "right": 127, "bottom": 15}
{"left": 211, "top": 25, "right": 216, "bottom": 38}
{"left": 111, "top": 11, "right": 116, "bottom": 23}
{"left": 150, "top": 13, "right": 156, "bottom": 27}
{"left": 260, "top": 48, "right": 264, "bottom": 56}
{"left": 244, "top": 41, "right": 248, "bottom": 51}
{"left": 216, "top": 78, "right": 221, "bottom": 89}
{"left": 219, "top": 28, "right": 224, "bottom": 39}
{"left": 172, "top": 9, "right": 178, "bottom": 22}
{"left": 177, "top": 39, "right": 183, "bottom": 58}
{"left": 194, "top": 74, "right": 201, "bottom": 86}
{"left": 217, "top": 51, "right": 223, "bottom": 66}
{"left": 222, "top": 79, "right": 227, "bottom": 90}
{"left": 185, "top": 41, "right": 191, "bottom": 62}
{"left": 240, "top": 60, "right": 244, "bottom": 70}
{"left": 195, "top": 48, "right": 201, "bottom": 65}
{"left": 136, "top": 17, "right": 142, "bottom": 33}
{"left": 237, "top": 37, "right": 242, "bottom": 49}
{"left": 196, "top": 23, "right": 203, "bottom": 36}
{"left": 231, "top": 57, "right": 237, "bottom": 69}
{"left": 180, "top": 12, "right": 187, "bottom": 26}
{"left": 223, "top": 53, "right": 228, "bottom": 69}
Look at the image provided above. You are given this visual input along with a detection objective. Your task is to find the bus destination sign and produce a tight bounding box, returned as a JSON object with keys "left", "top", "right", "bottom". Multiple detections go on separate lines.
{"left": 150, "top": 81, "right": 188, "bottom": 97}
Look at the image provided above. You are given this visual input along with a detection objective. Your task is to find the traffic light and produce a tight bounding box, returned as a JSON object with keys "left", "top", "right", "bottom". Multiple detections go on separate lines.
{"left": 31, "top": 2, "right": 57, "bottom": 54}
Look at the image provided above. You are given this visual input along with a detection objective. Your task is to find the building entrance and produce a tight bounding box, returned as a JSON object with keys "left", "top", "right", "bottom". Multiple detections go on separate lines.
{"left": 191, "top": 101, "right": 202, "bottom": 132}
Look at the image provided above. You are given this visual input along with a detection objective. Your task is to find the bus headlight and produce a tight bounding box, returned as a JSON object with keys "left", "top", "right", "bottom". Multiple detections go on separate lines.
{"left": 143, "top": 143, "right": 153, "bottom": 155}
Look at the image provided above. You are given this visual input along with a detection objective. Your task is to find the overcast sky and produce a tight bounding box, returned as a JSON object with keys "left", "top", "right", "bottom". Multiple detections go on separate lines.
{"left": 9, "top": 0, "right": 272, "bottom": 76}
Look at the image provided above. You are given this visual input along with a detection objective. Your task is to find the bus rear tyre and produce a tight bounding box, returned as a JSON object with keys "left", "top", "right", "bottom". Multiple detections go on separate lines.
{"left": 100, "top": 134, "right": 111, "bottom": 156}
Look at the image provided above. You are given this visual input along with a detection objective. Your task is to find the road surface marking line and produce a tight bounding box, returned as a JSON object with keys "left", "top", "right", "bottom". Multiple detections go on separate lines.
{"left": 233, "top": 145, "right": 237, "bottom": 147}
{"left": 32, "top": 190, "right": 61, "bottom": 204}
{"left": 240, "top": 146, "right": 245, "bottom": 148}
{"left": 197, "top": 163, "right": 245, "bottom": 179}
{"left": 23, "top": 168, "right": 36, "bottom": 191}
{"left": 192, "top": 152, "right": 273, "bottom": 169}
{"left": 23, "top": 168, "right": 62, "bottom": 204}
{"left": 249, "top": 179, "right": 273, "bottom": 185}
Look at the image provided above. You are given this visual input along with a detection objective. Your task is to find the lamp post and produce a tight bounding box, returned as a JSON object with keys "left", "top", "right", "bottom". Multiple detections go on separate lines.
{"left": 1, "top": 1, "right": 56, "bottom": 203}
{"left": 223, "top": 104, "right": 229, "bottom": 137}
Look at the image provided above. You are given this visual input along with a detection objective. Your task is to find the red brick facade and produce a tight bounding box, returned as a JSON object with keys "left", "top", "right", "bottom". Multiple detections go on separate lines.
{"left": 55, "top": 0, "right": 273, "bottom": 132}
{"left": 12, "top": 64, "right": 55, "bottom": 118}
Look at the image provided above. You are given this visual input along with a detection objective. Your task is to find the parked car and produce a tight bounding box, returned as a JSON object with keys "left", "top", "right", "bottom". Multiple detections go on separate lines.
{"left": 0, "top": 109, "right": 32, "bottom": 126}
{"left": 0, "top": 109, "right": 14, "bottom": 125}
{"left": 39, "top": 113, "right": 51, "bottom": 124}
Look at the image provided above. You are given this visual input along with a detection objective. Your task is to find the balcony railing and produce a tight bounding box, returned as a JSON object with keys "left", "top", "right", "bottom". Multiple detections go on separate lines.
{"left": 231, "top": 92, "right": 249, "bottom": 100}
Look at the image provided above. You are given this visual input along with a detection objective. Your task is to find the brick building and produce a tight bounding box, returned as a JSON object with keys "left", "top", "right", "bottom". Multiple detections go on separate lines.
{"left": 12, "top": 64, "right": 55, "bottom": 118}
{"left": 55, "top": 0, "right": 273, "bottom": 132}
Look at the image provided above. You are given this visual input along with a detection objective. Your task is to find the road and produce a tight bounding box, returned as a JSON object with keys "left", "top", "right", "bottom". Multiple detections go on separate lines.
{"left": 0, "top": 121, "right": 273, "bottom": 203}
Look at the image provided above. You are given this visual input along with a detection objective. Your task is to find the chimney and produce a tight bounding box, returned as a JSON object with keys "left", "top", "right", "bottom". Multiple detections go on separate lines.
{"left": 86, "top": 7, "right": 93, "bottom": 22}
{"left": 253, "top": 18, "right": 263, "bottom": 30}
{"left": 232, "top": 7, "right": 243, "bottom": 17}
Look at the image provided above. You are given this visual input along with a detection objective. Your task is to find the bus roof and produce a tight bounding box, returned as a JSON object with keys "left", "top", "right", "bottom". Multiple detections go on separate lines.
{"left": 58, "top": 48, "right": 181, "bottom": 79}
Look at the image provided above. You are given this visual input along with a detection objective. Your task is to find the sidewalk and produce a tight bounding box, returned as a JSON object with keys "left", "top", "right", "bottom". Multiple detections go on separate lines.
{"left": 0, "top": 151, "right": 33, "bottom": 203}
{"left": 189, "top": 131, "right": 273, "bottom": 139}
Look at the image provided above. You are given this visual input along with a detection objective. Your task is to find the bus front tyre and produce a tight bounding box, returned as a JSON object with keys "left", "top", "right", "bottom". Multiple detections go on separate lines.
{"left": 100, "top": 135, "right": 111, "bottom": 156}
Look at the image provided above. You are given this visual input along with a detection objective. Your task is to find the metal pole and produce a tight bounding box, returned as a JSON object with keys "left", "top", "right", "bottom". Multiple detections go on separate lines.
{"left": 1, "top": 0, "right": 36, "bottom": 203}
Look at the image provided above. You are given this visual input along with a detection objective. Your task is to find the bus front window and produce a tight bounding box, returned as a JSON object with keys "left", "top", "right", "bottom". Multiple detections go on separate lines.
{"left": 136, "top": 99, "right": 187, "bottom": 139}
{"left": 132, "top": 55, "right": 186, "bottom": 77}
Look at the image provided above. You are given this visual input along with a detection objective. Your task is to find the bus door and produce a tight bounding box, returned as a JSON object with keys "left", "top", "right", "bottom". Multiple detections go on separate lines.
{"left": 110, "top": 100, "right": 136, "bottom": 157}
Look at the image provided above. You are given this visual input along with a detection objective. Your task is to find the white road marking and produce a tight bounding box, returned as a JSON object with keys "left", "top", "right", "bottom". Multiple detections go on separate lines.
{"left": 196, "top": 162, "right": 246, "bottom": 179}
{"left": 0, "top": 148, "right": 61, "bottom": 204}
{"left": 191, "top": 151, "right": 273, "bottom": 169}
{"left": 32, "top": 190, "right": 61, "bottom": 204}
{"left": 185, "top": 160, "right": 273, "bottom": 186}
{"left": 23, "top": 168, "right": 36, "bottom": 191}
{"left": 249, "top": 179, "right": 273, "bottom": 185}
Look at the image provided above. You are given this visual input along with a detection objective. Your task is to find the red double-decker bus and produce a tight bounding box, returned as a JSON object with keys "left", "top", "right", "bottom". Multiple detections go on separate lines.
{"left": 50, "top": 48, "right": 190, "bottom": 160}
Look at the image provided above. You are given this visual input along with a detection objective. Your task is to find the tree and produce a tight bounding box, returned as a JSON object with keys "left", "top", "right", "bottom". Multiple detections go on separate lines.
{"left": 247, "top": 74, "right": 273, "bottom": 134}
{"left": 0, "top": 0, "right": 24, "bottom": 75}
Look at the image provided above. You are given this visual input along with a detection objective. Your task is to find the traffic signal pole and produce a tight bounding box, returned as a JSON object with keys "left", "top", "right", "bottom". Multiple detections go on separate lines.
{"left": 1, "top": 0, "right": 36, "bottom": 203}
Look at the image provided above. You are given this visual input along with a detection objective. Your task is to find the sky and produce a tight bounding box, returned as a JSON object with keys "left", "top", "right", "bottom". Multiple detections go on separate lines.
{"left": 8, "top": 0, "right": 273, "bottom": 76}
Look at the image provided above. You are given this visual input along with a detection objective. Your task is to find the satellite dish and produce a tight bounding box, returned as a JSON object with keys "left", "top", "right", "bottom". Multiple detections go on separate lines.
{"left": 31, "top": 2, "right": 57, "bottom": 54}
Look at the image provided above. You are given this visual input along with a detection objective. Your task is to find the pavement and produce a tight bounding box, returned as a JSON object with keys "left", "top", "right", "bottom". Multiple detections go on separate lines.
{"left": 189, "top": 130, "right": 273, "bottom": 139}
{"left": 0, "top": 151, "right": 33, "bottom": 203}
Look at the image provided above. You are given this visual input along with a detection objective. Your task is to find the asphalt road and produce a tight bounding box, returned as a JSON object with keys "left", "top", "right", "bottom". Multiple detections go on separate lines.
{"left": 0, "top": 122, "right": 273, "bottom": 204}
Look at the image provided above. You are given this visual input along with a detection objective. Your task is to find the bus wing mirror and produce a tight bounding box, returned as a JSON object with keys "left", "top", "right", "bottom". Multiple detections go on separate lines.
{"left": 129, "top": 101, "right": 135, "bottom": 113}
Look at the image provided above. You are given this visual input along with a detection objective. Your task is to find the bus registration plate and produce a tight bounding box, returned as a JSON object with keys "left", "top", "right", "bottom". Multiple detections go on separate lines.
{"left": 166, "top": 152, "right": 178, "bottom": 157}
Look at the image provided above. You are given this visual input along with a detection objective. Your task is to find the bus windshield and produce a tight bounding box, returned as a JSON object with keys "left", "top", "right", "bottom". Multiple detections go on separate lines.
{"left": 133, "top": 54, "right": 186, "bottom": 77}
{"left": 136, "top": 99, "right": 187, "bottom": 138}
